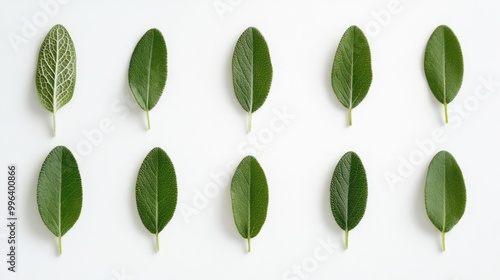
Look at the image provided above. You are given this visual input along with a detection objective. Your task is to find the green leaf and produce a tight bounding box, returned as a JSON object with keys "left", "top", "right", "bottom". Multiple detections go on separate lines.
{"left": 129, "top": 28, "right": 168, "bottom": 130}
{"left": 35, "top": 24, "right": 77, "bottom": 136}
{"left": 136, "top": 147, "right": 177, "bottom": 252}
{"left": 330, "top": 151, "right": 367, "bottom": 248}
{"left": 232, "top": 27, "right": 273, "bottom": 133}
{"left": 425, "top": 151, "right": 466, "bottom": 251}
{"left": 331, "top": 26, "right": 372, "bottom": 126}
{"left": 230, "top": 156, "right": 269, "bottom": 252}
{"left": 424, "top": 25, "right": 464, "bottom": 124}
{"left": 37, "top": 146, "right": 82, "bottom": 254}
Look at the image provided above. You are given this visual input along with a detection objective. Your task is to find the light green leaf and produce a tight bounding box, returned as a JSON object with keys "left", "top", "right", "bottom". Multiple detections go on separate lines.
{"left": 424, "top": 25, "right": 464, "bottom": 124}
{"left": 129, "top": 28, "right": 168, "bottom": 130}
{"left": 425, "top": 151, "right": 466, "bottom": 251}
{"left": 136, "top": 147, "right": 177, "bottom": 252}
{"left": 37, "top": 146, "right": 82, "bottom": 254}
{"left": 331, "top": 26, "right": 372, "bottom": 126}
{"left": 232, "top": 27, "right": 273, "bottom": 133}
{"left": 231, "top": 156, "right": 269, "bottom": 252}
{"left": 35, "top": 24, "right": 77, "bottom": 136}
{"left": 330, "top": 151, "right": 368, "bottom": 248}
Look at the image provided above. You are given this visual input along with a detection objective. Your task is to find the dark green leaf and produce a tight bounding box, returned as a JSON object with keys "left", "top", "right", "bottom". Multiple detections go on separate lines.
{"left": 331, "top": 26, "right": 372, "bottom": 126}
{"left": 129, "top": 28, "right": 168, "bottom": 130}
{"left": 35, "top": 24, "right": 77, "bottom": 136}
{"left": 232, "top": 27, "right": 273, "bottom": 133}
{"left": 330, "top": 151, "right": 367, "bottom": 248}
{"left": 230, "top": 156, "right": 269, "bottom": 252}
{"left": 425, "top": 151, "right": 466, "bottom": 251}
{"left": 136, "top": 147, "right": 177, "bottom": 251}
{"left": 37, "top": 146, "right": 82, "bottom": 254}
{"left": 424, "top": 25, "right": 464, "bottom": 124}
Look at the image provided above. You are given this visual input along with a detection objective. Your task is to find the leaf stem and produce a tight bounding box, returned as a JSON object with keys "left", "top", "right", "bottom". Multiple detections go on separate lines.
{"left": 147, "top": 110, "right": 151, "bottom": 130}
{"left": 247, "top": 237, "right": 251, "bottom": 253}
{"left": 444, "top": 103, "right": 448, "bottom": 124}
{"left": 248, "top": 111, "right": 252, "bottom": 133}
{"left": 345, "top": 230, "right": 349, "bottom": 249}
{"left": 52, "top": 112, "right": 57, "bottom": 136}
{"left": 441, "top": 231, "right": 446, "bottom": 251}
{"left": 155, "top": 232, "right": 160, "bottom": 252}
{"left": 58, "top": 234, "right": 62, "bottom": 255}
{"left": 348, "top": 107, "right": 352, "bottom": 126}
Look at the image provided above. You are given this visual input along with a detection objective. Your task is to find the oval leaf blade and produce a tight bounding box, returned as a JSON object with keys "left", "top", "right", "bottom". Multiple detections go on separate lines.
{"left": 129, "top": 28, "right": 168, "bottom": 130}
{"left": 35, "top": 24, "right": 77, "bottom": 136}
{"left": 331, "top": 26, "right": 372, "bottom": 126}
{"left": 425, "top": 150, "right": 466, "bottom": 251}
{"left": 230, "top": 156, "right": 269, "bottom": 252}
{"left": 424, "top": 25, "right": 464, "bottom": 124}
{"left": 232, "top": 27, "right": 273, "bottom": 133}
{"left": 330, "top": 151, "right": 368, "bottom": 248}
{"left": 136, "top": 147, "right": 177, "bottom": 252}
{"left": 37, "top": 146, "right": 82, "bottom": 254}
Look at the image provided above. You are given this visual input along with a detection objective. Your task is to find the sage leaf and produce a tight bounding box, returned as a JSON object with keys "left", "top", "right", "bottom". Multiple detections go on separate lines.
{"left": 136, "top": 147, "right": 177, "bottom": 252}
{"left": 424, "top": 25, "right": 464, "bottom": 124}
{"left": 330, "top": 151, "right": 367, "bottom": 248}
{"left": 232, "top": 27, "right": 273, "bottom": 133}
{"left": 128, "top": 28, "right": 167, "bottom": 130}
{"left": 230, "top": 156, "right": 269, "bottom": 252}
{"left": 425, "top": 151, "right": 466, "bottom": 251}
{"left": 331, "top": 26, "right": 372, "bottom": 126}
{"left": 37, "top": 146, "right": 82, "bottom": 254}
{"left": 35, "top": 24, "right": 77, "bottom": 136}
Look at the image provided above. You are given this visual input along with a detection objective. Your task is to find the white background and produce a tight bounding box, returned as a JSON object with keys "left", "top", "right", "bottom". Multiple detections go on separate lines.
{"left": 1, "top": 0, "right": 500, "bottom": 279}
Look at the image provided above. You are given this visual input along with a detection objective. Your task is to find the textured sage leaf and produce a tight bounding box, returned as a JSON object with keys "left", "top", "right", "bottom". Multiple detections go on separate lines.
{"left": 37, "top": 146, "right": 82, "bottom": 254}
{"left": 230, "top": 156, "right": 269, "bottom": 252}
{"left": 35, "top": 24, "right": 77, "bottom": 136}
{"left": 232, "top": 27, "right": 273, "bottom": 133}
{"left": 330, "top": 151, "right": 367, "bottom": 248}
{"left": 425, "top": 151, "right": 466, "bottom": 251}
{"left": 424, "top": 25, "right": 464, "bottom": 124}
{"left": 129, "top": 28, "right": 167, "bottom": 130}
{"left": 331, "top": 26, "right": 372, "bottom": 126}
{"left": 136, "top": 147, "right": 177, "bottom": 251}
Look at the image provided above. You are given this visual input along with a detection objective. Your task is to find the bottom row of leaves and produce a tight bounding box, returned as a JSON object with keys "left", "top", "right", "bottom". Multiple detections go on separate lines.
{"left": 37, "top": 146, "right": 466, "bottom": 254}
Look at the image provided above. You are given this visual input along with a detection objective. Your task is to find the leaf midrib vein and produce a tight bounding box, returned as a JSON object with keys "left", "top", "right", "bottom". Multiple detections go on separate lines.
{"left": 442, "top": 30, "right": 447, "bottom": 106}
{"left": 249, "top": 32, "right": 254, "bottom": 112}
{"left": 442, "top": 157, "right": 447, "bottom": 233}
{"left": 349, "top": 33, "right": 354, "bottom": 112}
{"left": 58, "top": 150, "right": 63, "bottom": 237}
{"left": 53, "top": 29, "right": 60, "bottom": 113}
{"left": 155, "top": 153, "right": 159, "bottom": 236}
{"left": 146, "top": 32, "right": 155, "bottom": 112}
{"left": 247, "top": 164, "right": 252, "bottom": 239}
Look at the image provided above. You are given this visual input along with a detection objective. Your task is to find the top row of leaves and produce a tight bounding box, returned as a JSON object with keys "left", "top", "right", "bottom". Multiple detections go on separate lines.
{"left": 35, "top": 25, "right": 463, "bottom": 135}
